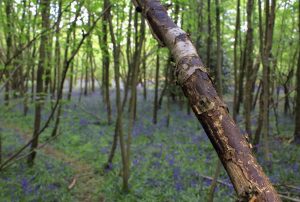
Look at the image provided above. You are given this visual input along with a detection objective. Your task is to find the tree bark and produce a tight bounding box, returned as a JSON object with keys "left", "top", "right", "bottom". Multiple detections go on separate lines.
{"left": 0, "top": 128, "right": 2, "bottom": 165}
{"left": 106, "top": 2, "right": 128, "bottom": 192}
{"left": 27, "top": 0, "right": 50, "bottom": 166}
{"left": 52, "top": 7, "right": 80, "bottom": 137}
{"left": 43, "top": 0, "right": 52, "bottom": 94}
{"left": 53, "top": 0, "right": 62, "bottom": 98}
{"left": 67, "top": 26, "right": 77, "bottom": 101}
{"left": 208, "top": 1, "right": 224, "bottom": 200}
{"left": 109, "top": 20, "right": 127, "bottom": 193}
{"left": 132, "top": 0, "right": 281, "bottom": 201}
{"left": 261, "top": 0, "right": 276, "bottom": 163}
{"left": 243, "top": 0, "right": 255, "bottom": 140}
{"left": 215, "top": 0, "right": 222, "bottom": 95}
{"left": 294, "top": 2, "right": 300, "bottom": 144}
{"left": 100, "top": 0, "right": 112, "bottom": 124}
{"left": 142, "top": 43, "right": 147, "bottom": 100}
{"left": 233, "top": 0, "right": 241, "bottom": 121}
{"left": 153, "top": 48, "right": 160, "bottom": 124}
{"left": 4, "top": 0, "right": 13, "bottom": 106}
{"left": 206, "top": 0, "right": 212, "bottom": 69}
{"left": 254, "top": 0, "right": 264, "bottom": 151}
{"left": 283, "top": 69, "right": 293, "bottom": 115}
{"left": 84, "top": 58, "right": 89, "bottom": 96}
{"left": 121, "top": 5, "right": 133, "bottom": 111}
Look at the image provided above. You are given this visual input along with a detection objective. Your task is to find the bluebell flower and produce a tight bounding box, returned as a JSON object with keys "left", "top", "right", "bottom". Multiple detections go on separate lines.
{"left": 99, "top": 130, "right": 104, "bottom": 136}
{"left": 79, "top": 118, "right": 89, "bottom": 126}
{"left": 152, "top": 150, "right": 162, "bottom": 158}
{"left": 48, "top": 183, "right": 58, "bottom": 191}
{"left": 45, "top": 161, "right": 53, "bottom": 171}
{"left": 168, "top": 157, "right": 174, "bottom": 166}
{"left": 205, "top": 154, "right": 211, "bottom": 163}
{"left": 133, "top": 159, "right": 139, "bottom": 166}
{"left": 34, "top": 185, "right": 40, "bottom": 194}
{"left": 152, "top": 161, "right": 161, "bottom": 169}
{"left": 146, "top": 178, "right": 160, "bottom": 187}
{"left": 292, "top": 163, "right": 299, "bottom": 172}
{"left": 173, "top": 167, "right": 181, "bottom": 180}
{"left": 21, "top": 178, "right": 29, "bottom": 193}
{"left": 203, "top": 178, "right": 211, "bottom": 187}
{"left": 175, "top": 181, "right": 183, "bottom": 191}
{"left": 100, "top": 147, "right": 109, "bottom": 154}
{"left": 190, "top": 179, "right": 198, "bottom": 187}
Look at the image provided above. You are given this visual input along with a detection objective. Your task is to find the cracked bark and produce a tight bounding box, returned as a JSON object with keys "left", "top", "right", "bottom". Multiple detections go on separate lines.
{"left": 132, "top": 0, "right": 281, "bottom": 201}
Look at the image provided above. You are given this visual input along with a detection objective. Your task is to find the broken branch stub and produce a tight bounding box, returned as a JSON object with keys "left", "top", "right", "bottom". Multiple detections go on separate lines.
{"left": 132, "top": 0, "right": 281, "bottom": 201}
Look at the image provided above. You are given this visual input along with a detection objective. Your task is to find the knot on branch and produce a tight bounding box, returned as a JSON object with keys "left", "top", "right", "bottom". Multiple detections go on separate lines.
{"left": 192, "top": 96, "right": 215, "bottom": 115}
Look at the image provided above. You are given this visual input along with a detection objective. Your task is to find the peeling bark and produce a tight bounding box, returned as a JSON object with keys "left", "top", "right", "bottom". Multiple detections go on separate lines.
{"left": 132, "top": 0, "right": 281, "bottom": 201}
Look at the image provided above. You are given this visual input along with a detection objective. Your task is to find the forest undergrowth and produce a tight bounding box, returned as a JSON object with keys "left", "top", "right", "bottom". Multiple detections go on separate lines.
{"left": 0, "top": 90, "right": 299, "bottom": 202}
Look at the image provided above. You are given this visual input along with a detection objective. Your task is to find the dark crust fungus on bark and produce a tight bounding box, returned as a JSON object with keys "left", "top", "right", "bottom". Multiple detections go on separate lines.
{"left": 132, "top": 0, "right": 281, "bottom": 201}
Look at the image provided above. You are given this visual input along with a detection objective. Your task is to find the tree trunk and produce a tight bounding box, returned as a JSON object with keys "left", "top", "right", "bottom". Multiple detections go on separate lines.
{"left": 142, "top": 44, "right": 147, "bottom": 100}
{"left": 215, "top": 0, "right": 222, "bottom": 95}
{"left": 27, "top": 0, "right": 50, "bottom": 166}
{"left": 237, "top": 54, "right": 245, "bottom": 114}
{"left": 0, "top": 128, "right": 2, "bottom": 165}
{"left": 261, "top": 0, "right": 276, "bottom": 163}
{"left": 121, "top": 5, "right": 133, "bottom": 111}
{"left": 132, "top": 0, "right": 281, "bottom": 200}
{"left": 252, "top": 80, "right": 261, "bottom": 110}
{"left": 67, "top": 27, "right": 76, "bottom": 101}
{"left": 106, "top": 2, "right": 128, "bottom": 192}
{"left": 233, "top": 0, "right": 240, "bottom": 121}
{"left": 68, "top": 62, "right": 74, "bottom": 100}
{"left": 254, "top": 0, "right": 264, "bottom": 151}
{"left": 243, "top": 0, "right": 255, "bottom": 140}
{"left": 206, "top": 0, "right": 212, "bottom": 69}
{"left": 208, "top": 1, "right": 224, "bottom": 200}
{"left": 53, "top": 0, "right": 62, "bottom": 98}
{"left": 283, "top": 68, "right": 294, "bottom": 115}
{"left": 294, "top": 2, "right": 300, "bottom": 144}
{"left": 109, "top": 23, "right": 127, "bottom": 193}
{"left": 51, "top": 2, "right": 82, "bottom": 137}
{"left": 84, "top": 59, "right": 88, "bottom": 96}
{"left": 153, "top": 48, "right": 160, "bottom": 124}
{"left": 158, "top": 56, "right": 171, "bottom": 109}
{"left": 4, "top": 0, "right": 13, "bottom": 106}
{"left": 100, "top": 0, "right": 112, "bottom": 124}
{"left": 196, "top": 0, "right": 204, "bottom": 54}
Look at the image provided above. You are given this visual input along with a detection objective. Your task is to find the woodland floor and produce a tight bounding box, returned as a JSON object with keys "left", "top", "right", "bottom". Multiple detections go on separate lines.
{"left": 0, "top": 88, "right": 299, "bottom": 202}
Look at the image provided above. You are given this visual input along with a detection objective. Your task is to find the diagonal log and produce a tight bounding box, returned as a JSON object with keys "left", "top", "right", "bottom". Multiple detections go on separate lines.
{"left": 132, "top": 0, "right": 281, "bottom": 201}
